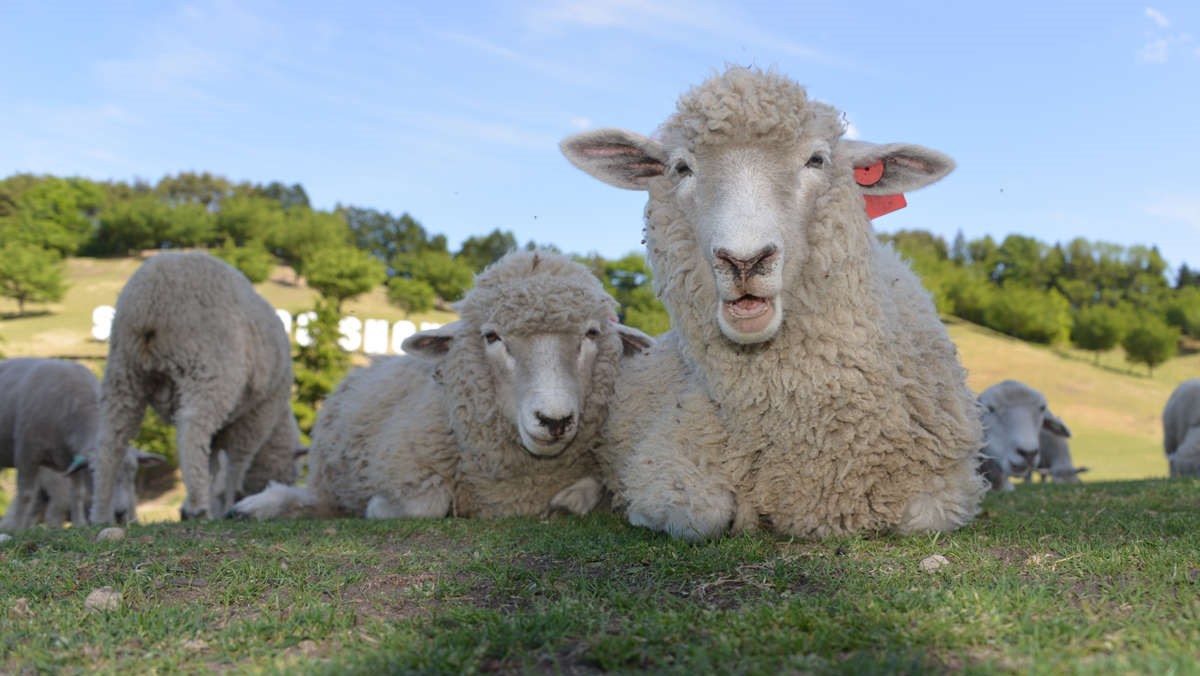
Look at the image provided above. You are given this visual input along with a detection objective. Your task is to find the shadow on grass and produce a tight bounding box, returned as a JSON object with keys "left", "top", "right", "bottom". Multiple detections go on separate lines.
{"left": 0, "top": 309, "right": 53, "bottom": 321}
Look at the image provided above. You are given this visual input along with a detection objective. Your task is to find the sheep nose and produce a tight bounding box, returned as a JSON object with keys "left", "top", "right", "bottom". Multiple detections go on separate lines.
{"left": 536, "top": 412, "right": 575, "bottom": 439}
{"left": 714, "top": 245, "right": 778, "bottom": 280}
{"left": 1017, "top": 448, "right": 1039, "bottom": 465}
{"left": 114, "top": 509, "right": 128, "bottom": 523}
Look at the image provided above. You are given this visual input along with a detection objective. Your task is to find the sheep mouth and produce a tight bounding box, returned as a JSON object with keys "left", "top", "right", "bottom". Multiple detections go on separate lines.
{"left": 719, "top": 294, "right": 779, "bottom": 342}
{"left": 519, "top": 430, "right": 576, "bottom": 458}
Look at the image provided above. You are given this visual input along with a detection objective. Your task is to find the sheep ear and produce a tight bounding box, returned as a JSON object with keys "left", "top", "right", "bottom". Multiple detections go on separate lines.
{"left": 560, "top": 129, "right": 668, "bottom": 191}
{"left": 837, "top": 140, "right": 955, "bottom": 194}
{"left": 402, "top": 320, "right": 465, "bottom": 360}
{"left": 616, "top": 323, "right": 655, "bottom": 357}
{"left": 1042, "top": 410, "right": 1071, "bottom": 437}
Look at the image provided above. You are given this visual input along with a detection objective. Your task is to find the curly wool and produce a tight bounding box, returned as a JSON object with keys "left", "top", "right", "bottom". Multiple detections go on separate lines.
{"left": 605, "top": 67, "right": 985, "bottom": 537}
{"left": 1164, "top": 378, "right": 1200, "bottom": 477}
{"left": 92, "top": 252, "right": 299, "bottom": 521}
{"left": 307, "top": 250, "right": 625, "bottom": 518}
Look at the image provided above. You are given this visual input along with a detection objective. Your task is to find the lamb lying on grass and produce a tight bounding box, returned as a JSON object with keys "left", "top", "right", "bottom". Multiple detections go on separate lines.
{"left": 561, "top": 66, "right": 985, "bottom": 539}
{"left": 0, "top": 358, "right": 164, "bottom": 530}
{"left": 978, "top": 380, "right": 1085, "bottom": 491}
{"left": 1163, "top": 378, "right": 1200, "bottom": 477}
{"left": 234, "top": 250, "right": 653, "bottom": 521}
{"left": 90, "top": 252, "right": 303, "bottom": 523}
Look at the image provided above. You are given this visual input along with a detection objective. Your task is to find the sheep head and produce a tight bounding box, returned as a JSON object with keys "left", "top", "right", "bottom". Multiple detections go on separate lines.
{"left": 561, "top": 67, "right": 954, "bottom": 345}
{"left": 403, "top": 251, "right": 654, "bottom": 458}
{"left": 978, "top": 380, "right": 1067, "bottom": 479}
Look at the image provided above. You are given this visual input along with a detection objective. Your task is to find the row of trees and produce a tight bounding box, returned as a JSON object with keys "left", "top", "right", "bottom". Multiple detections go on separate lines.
{"left": 881, "top": 230, "right": 1200, "bottom": 374}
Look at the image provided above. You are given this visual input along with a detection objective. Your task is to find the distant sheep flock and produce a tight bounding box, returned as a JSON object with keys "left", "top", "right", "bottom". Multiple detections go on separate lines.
{"left": 2, "top": 67, "right": 1196, "bottom": 540}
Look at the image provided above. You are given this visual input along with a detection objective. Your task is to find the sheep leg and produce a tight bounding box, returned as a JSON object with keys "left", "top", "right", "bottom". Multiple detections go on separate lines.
{"left": 365, "top": 474, "right": 453, "bottom": 519}
{"left": 90, "top": 362, "right": 149, "bottom": 524}
{"left": 548, "top": 477, "right": 604, "bottom": 515}
{"left": 209, "top": 402, "right": 287, "bottom": 517}
{"left": 1168, "top": 427, "right": 1200, "bottom": 478}
{"left": 5, "top": 454, "right": 42, "bottom": 531}
{"left": 174, "top": 407, "right": 229, "bottom": 521}
{"left": 620, "top": 441, "right": 736, "bottom": 542}
{"left": 898, "top": 455, "right": 988, "bottom": 534}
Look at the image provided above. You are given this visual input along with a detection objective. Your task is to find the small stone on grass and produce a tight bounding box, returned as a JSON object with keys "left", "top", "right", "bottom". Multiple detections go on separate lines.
{"left": 84, "top": 587, "right": 123, "bottom": 612}
{"left": 96, "top": 527, "right": 126, "bottom": 542}
{"left": 920, "top": 554, "right": 950, "bottom": 572}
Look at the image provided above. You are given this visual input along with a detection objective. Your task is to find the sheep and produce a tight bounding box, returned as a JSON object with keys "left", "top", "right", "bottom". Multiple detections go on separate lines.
{"left": 234, "top": 250, "right": 654, "bottom": 521}
{"left": 977, "top": 380, "right": 1085, "bottom": 491}
{"left": 559, "top": 66, "right": 985, "bottom": 540}
{"left": 90, "top": 252, "right": 303, "bottom": 523}
{"left": 0, "top": 358, "right": 164, "bottom": 530}
{"left": 0, "top": 468, "right": 81, "bottom": 529}
{"left": 1163, "top": 378, "right": 1200, "bottom": 478}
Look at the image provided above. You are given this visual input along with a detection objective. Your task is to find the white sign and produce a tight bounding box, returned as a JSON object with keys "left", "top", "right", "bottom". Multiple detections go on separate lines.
{"left": 92, "top": 306, "right": 440, "bottom": 355}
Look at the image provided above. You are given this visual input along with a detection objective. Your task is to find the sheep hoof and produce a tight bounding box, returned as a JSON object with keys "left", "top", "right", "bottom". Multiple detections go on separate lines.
{"left": 627, "top": 489, "right": 735, "bottom": 542}
{"left": 179, "top": 506, "right": 208, "bottom": 521}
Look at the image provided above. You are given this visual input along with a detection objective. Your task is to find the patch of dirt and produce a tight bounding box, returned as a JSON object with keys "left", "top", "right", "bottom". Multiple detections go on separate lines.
{"left": 342, "top": 571, "right": 441, "bottom": 623}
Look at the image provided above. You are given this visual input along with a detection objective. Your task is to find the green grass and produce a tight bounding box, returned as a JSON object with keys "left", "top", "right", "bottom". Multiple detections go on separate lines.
{"left": 2, "top": 480, "right": 1199, "bottom": 673}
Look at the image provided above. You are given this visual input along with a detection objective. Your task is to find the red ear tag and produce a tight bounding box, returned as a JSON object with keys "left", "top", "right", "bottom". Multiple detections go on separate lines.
{"left": 854, "top": 160, "right": 884, "bottom": 187}
{"left": 863, "top": 193, "right": 907, "bottom": 219}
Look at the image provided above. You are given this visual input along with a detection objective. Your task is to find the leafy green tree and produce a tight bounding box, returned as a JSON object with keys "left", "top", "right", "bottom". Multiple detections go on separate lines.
{"left": 387, "top": 276, "right": 436, "bottom": 317}
{"left": 292, "top": 297, "right": 350, "bottom": 437}
{"left": 92, "top": 196, "right": 215, "bottom": 254}
{"left": 213, "top": 237, "right": 276, "bottom": 284}
{"left": 1164, "top": 287, "right": 1200, "bottom": 339}
{"left": 255, "top": 181, "right": 310, "bottom": 210}
{"left": 155, "top": 171, "right": 233, "bottom": 208}
{"left": 456, "top": 228, "right": 517, "bottom": 272}
{"left": 215, "top": 194, "right": 285, "bottom": 247}
{"left": 586, "top": 252, "right": 670, "bottom": 336}
{"left": 339, "top": 206, "right": 437, "bottom": 269}
{"left": 268, "top": 207, "right": 349, "bottom": 281}
{"left": 983, "top": 283, "right": 1071, "bottom": 344}
{"left": 0, "top": 242, "right": 68, "bottom": 315}
{"left": 303, "top": 246, "right": 386, "bottom": 311}
{"left": 0, "top": 176, "right": 104, "bottom": 255}
{"left": 392, "top": 249, "right": 475, "bottom": 304}
{"left": 1070, "top": 304, "right": 1128, "bottom": 362}
{"left": 1176, "top": 263, "right": 1199, "bottom": 289}
{"left": 1122, "top": 317, "right": 1179, "bottom": 376}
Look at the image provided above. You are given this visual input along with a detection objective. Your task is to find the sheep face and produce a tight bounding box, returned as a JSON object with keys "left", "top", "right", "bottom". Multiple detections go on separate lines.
{"left": 480, "top": 324, "right": 602, "bottom": 456}
{"left": 560, "top": 68, "right": 954, "bottom": 346}
{"left": 69, "top": 446, "right": 165, "bottom": 524}
{"left": 978, "top": 381, "right": 1063, "bottom": 479}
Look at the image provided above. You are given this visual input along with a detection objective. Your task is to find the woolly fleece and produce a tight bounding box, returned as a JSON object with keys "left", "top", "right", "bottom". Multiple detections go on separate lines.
{"left": 1164, "top": 378, "right": 1200, "bottom": 477}
{"left": 578, "top": 67, "right": 985, "bottom": 538}
{"left": 91, "top": 252, "right": 300, "bottom": 522}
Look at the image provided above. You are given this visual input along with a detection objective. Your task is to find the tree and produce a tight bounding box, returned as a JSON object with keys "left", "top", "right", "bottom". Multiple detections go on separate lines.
{"left": 256, "top": 181, "right": 310, "bottom": 211}
{"left": 1164, "top": 287, "right": 1200, "bottom": 339}
{"left": 387, "top": 276, "right": 436, "bottom": 317}
{"left": 154, "top": 171, "right": 233, "bottom": 208}
{"left": 0, "top": 176, "right": 105, "bottom": 255}
{"left": 303, "top": 246, "right": 386, "bottom": 311}
{"left": 1176, "top": 263, "right": 1199, "bottom": 289}
{"left": 213, "top": 237, "right": 276, "bottom": 284}
{"left": 292, "top": 297, "right": 350, "bottom": 437}
{"left": 583, "top": 252, "right": 671, "bottom": 336}
{"left": 982, "top": 283, "right": 1071, "bottom": 344}
{"left": 339, "top": 206, "right": 437, "bottom": 269}
{"left": 215, "top": 194, "right": 285, "bottom": 247}
{"left": 92, "top": 196, "right": 215, "bottom": 254}
{"left": 0, "top": 242, "right": 68, "bottom": 315}
{"left": 1070, "top": 304, "right": 1127, "bottom": 362}
{"left": 268, "top": 207, "right": 349, "bottom": 281}
{"left": 1122, "top": 317, "right": 1179, "bottom": 376}
{"left": 456, "top": 229, "right": 517, "bottom": 272}
{"left": 392, "top": 249, "right": 475, "bottom": 304}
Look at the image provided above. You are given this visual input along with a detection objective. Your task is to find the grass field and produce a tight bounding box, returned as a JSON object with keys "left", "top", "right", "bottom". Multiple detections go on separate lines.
{"left": 1, "top": 480, "right": 1198, "bottom": 673}
{"left": 2, "top": 256, "right": 1200, "bottom": 673}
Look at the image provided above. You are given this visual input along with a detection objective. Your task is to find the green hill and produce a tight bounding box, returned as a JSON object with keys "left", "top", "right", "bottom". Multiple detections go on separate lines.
{"left": 1, "top": 256, "right": 1197, "bottom": 484}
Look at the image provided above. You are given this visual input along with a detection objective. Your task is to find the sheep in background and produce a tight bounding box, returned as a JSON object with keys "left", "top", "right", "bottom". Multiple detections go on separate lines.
{"left": 978, "top": 380, "right": 1083, "bottom": 491}
{"left": 234, "top": 250, "right": 653, "bottom": 521}
{"left": 90, "top": 252, "right": 302, "bottom": 523}
{"left": 1163, "top": 378, "right": 1200, "bottom": 477}
{"left": 1031, "top": 411, "right": 1087, "bottom": 484}
{"left": 0, "top": 358, "right": 164, "bottom": 530}
{"left": 560, "top": 66, "right": 984, "bottom": 540}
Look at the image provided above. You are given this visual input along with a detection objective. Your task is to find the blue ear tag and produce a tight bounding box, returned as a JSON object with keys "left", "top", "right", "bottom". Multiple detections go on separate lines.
{"left": 66, "top": 455, "right": 89, "bottom": 474}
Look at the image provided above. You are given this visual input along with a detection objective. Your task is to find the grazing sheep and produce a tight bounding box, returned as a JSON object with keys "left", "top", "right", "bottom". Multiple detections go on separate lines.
{"left": 90, "top": 252, "right": 302, "bottom": 523}
{"left": 560, "top": 66, "right": 984, "bottom": 540}
{"left": 978, "top": 380, "right": 1082, "bottom": 491}
{"left": 234, "top": 250, "right": 653, "bottom": 521}
{"left": 1163, "top": 378, "right": 1200, "bottom": 477}
{"left": 0, "top": 468, "right": 81, "bottom": 529}
{"left": 1031, "top": 412, "right": 1087, "bottom": 484}
{"left": 0, "top": 358, "right": 163, "bottom": 530}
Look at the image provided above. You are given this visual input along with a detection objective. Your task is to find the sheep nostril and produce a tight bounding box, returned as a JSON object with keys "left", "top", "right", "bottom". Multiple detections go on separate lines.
{"left": 535, "top": 412, "right": 575, "bottom": 439}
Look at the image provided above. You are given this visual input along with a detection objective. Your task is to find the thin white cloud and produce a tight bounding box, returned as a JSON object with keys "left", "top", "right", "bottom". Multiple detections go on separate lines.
{"left": 434, "top": 30, "right": 600, "bottom": 86}
{"left": 1145, "top": 7, "right": 1169, "bottom": 29}
{"left": 1146, "top": 194, "right": 1200, "bottom": 232}
{"left": 524, "top": 0, "right": 849, "bottom": 68}
{"left": 1139, "top": 39, "right": 1169, "bottom": 64}
{"left": 569, "top": 116, "right": 593, "bottom": 130}
{"left": 844, "top": 122, "right": 861, "bottom": 140}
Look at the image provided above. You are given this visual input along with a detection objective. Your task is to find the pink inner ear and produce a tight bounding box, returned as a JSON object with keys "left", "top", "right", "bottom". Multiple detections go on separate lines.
{"left": 582, "top": 144, "right": 646, "bottom": 158}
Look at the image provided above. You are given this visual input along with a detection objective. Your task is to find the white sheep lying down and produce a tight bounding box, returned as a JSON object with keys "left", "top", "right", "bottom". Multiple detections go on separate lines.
{"left": 234, "top": 250, "right": 653, "bottom": 521}
{"left": 561, "top": 66, "right": 986, "bottom": 540}
{"left": 90, "top": 252, "right": 303, "bottom": 523}
{"left": 978, "top": 379, "right": 1086, "bottom": 491}
{"left": 0, "top": 358, "right": 164, "bottom": 530}
{"left": 1163, "top": 378, "right": 1200, "bottom": 477}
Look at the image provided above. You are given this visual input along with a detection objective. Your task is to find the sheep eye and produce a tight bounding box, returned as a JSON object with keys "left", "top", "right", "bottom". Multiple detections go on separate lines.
{"left": 585, "top": 328, "right": 601, "bottom": 340}
{"left": 986, "top": 405, "right": 996, "bottom": 414}
{"left": 483, "top": 331, "right": 500, "bottom": 344}
{"left": 1039, "top": 404, "right": 1047, "bottom": 412}
{"left": 806, "top": 154, "right": 826, "bottom": 169}
{"left": 673, "top": 161, "right": 692, "bottom": 177}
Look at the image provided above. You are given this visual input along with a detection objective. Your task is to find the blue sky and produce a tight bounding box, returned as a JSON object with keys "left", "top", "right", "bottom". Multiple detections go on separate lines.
{"left": 3, "top": 1, "right": 1199, "bottom": 273}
